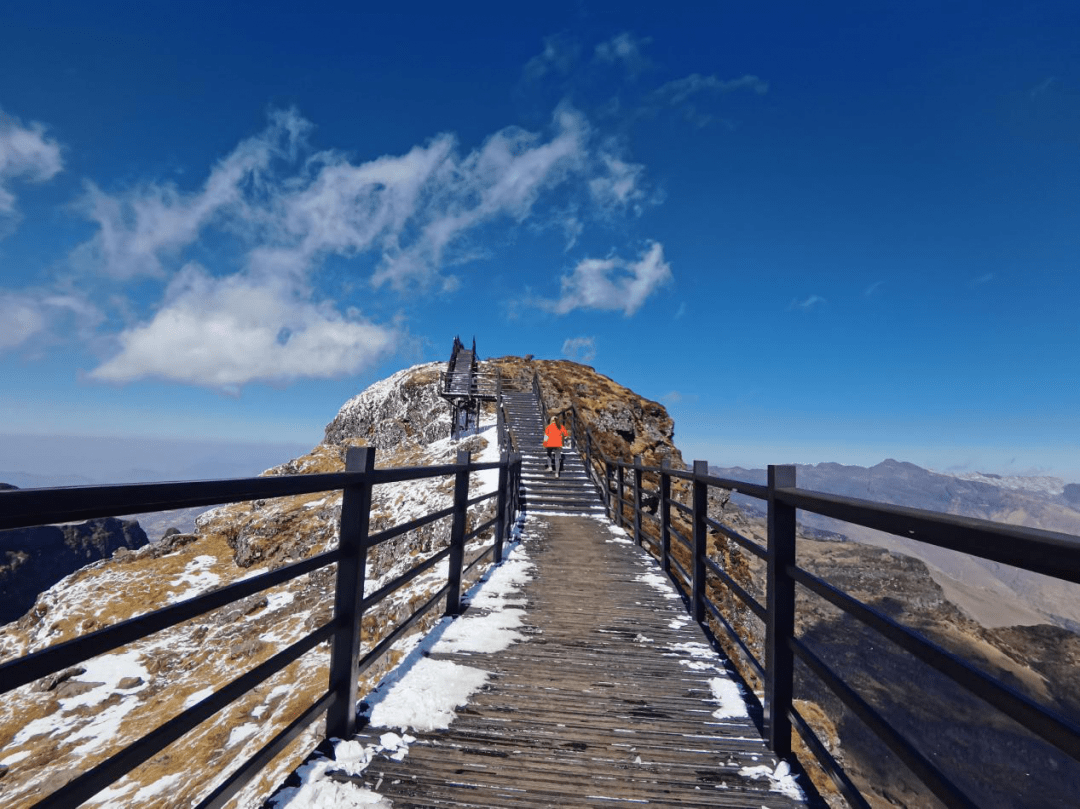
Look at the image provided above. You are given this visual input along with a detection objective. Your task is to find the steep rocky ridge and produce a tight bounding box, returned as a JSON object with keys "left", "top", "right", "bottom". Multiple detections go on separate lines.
{"left": 0, "top": 515, "right": 149, "bottom": 625}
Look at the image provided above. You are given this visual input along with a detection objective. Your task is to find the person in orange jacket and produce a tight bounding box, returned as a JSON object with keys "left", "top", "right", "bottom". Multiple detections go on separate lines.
{"left": 543, "top": 416, "right": 570, "bottom": 477}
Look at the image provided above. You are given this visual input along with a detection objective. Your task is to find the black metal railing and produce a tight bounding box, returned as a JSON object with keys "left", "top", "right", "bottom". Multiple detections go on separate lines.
{"left": 531, "top": 371, "right": 1080, "bottom": 809}
{"left": 0, "top": 445, "right": 523, "bottom": 809}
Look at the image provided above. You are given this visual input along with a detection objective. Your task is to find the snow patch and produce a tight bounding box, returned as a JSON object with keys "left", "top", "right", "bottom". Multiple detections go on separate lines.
{"left": 169, "top": 555, "right": 221, "bottom": 602}
{"left": 368, "top": 657, "right": 489, "bottom": 732}
{"left": 738, "top": 761, "right": 805, "bottom": 799}
{"left": 708, "top": 676, "right": 749, "bottom": 719}
{"left": 636, "top": 571, "right": 681, "bottom": 598}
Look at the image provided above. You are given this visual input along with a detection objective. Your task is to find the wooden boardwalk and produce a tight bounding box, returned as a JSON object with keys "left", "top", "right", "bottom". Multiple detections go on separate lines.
{"left": 350, "top": 514, "right": 809, "bottom": 808}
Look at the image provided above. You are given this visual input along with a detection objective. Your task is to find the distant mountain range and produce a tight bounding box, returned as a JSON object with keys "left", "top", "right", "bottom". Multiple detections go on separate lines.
{"left": 710, "top": 459, "right": 1080, "bottom": 631}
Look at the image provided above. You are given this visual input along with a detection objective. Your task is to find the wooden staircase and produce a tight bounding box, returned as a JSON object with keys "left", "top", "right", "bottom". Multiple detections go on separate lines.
{"left": 501, "top": 390, "right": 606, "bottom": 516}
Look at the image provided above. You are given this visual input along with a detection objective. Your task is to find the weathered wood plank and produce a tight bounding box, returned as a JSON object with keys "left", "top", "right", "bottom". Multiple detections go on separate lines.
{"left": 351, "top": 514, "right": 811, "bottom": 807}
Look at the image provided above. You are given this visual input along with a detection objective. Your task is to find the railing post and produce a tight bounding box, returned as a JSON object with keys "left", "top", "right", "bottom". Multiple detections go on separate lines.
{"left": 606, "top": 460, "right": 613, "bottom": 513}
{"left": 692, "top": 460, "right": 708, "bottom": 624}
{"left": 766, "top": 464, "right": 797, "bottom": 759}
{"left": 326, "top": 446, "right": 376, "bottom": 739}
{"left": 616, "top": 463, "right": 625, "bottom": 529}
{"left": 633, "top": 454, "right": 643, "bottom": 547}
{"left": 660, "top": 459, "right": 671, "bottom": 574}
{"left": 585, "top": 432, "right": 592, "bottom": 478}
{"left": 570, "top": 409, "right": 577, "bottom": 448}
{"left": 494, "top": 451, "right": 509, "bottom": 564}
{"left": 445, "top": 449, "right": 471, "bottom": 616}
{"left": 512, "top": 452, "right": 523, "bottom": 522}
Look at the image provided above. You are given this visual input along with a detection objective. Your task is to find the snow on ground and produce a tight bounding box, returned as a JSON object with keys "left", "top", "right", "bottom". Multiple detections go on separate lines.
{"left": 604, "top": 522, "right": 633, "bottom": 544}
{"left": 738, "top": 760, "right": 806, "bottom": 799}
{"left": 269, "top": 523, "right": 531, "bottom": 808}
{"left": 708, "top": 676, "right": 750, "bottom": 719}
{"left": 636, "top": 569, "right": 682, "bottom": 599}
{"left": 14, "top": 649, "right": 150, "bottom": 751}
{"left": 168, "top": 555, "right": 221, "bottom": 603}
{"left": 369, "top": 657, "right": 490, "bottom": 732}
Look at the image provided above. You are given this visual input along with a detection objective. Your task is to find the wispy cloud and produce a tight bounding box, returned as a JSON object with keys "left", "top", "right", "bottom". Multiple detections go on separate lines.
{"left": 523, "top": 34, "right": 580, "bottom": 82}
{"left": 1029, "top": 76, "right": 1058, "bottom": 99}
{"left": 654, "top": 73, "right": 769, "bottom": 105}
{"left": 674, "top": 301, "right": 686, "bottom": 319}
{"left": 71, "top": 105, "right": 656, "bottom": 388}
{"left": 650, "top": 73, "right": 768, "bottom": 127}
{"left": 969, "top": 273, "right": 994, "bottom": 287}
{"left": 0, "top": 289, "right": 102, "bottom": 352}
{"left": 561, "top": 336, "right": 596, "bottom": 363}
{"left": 538, "top": 241, "right": 672, "bottom": 317}
{"left": 0, "top": 108, "right": 63, "bottom": 233}
{"left": 864, "top": 281, "right": 884, "bottom": 297}
{"left": 789, "top": 294, "right": 826, "bottom": 311}
{"left": 594, "top": 32, "right": 652, "bottom": 77}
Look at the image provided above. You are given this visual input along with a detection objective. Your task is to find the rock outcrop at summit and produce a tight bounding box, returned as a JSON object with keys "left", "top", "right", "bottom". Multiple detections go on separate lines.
{"left": 0, "top": 514, "right": 148, "bottom": 625}
{"left": 491, "top": 356, "right": 684, "bottom": 468}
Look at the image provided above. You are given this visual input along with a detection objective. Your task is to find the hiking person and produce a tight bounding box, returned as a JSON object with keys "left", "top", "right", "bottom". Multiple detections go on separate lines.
{"left": 543, "top": 416, "right": 569, "bottom": 477}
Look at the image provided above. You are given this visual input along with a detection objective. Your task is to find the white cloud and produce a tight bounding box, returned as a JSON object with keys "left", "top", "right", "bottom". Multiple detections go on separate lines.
{"left": 90, "top": 264, "right": 397, "bottom": 390}
{"left": 74, "top": 109, "right": 309, "bottom": 279}
{"left": 594, "top": 32, "right": 652, "bottom": 77}
{"left": 561, "top": 336, "right": 596, "bottom": 363}
{"left": 523, "top": 34, "right": 580, "bottom": 82}
{"left": 73, "top": 106, "right": 655, "bottom": 388}
{"left": 0, "top": 290, "right": 101, "bottom": 351}
{"left": 0, "top": 109, "right": 63, "bottom": 228}
{"left": 541, "top": 241, "right": 672, "bottom": 317}
{"left": 588, "top": 148, "right": 646, "bottom": 212}
{"left": 0, "top": 293, "right": 46, "bottom": 349}
{"left": 650, "top": 73, "right": 769, "bottom": 127}
{"left": 654, "top": 73, "right": 769, "bottom": 106}
{"left": 790, "top": 295, "right": 826, "bottom": 311}
{"left": 73, "top": 105, "right": 623, "bottom": 293}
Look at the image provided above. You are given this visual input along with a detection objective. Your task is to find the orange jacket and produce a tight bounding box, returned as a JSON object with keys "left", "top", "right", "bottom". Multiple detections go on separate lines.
{"left": 543, "top": 423, "right": 569, "bottom": 448}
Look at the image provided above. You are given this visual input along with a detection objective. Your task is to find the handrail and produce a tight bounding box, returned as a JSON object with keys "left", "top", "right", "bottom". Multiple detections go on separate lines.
{"left": 1, "top": 443, "right": 524, "bottom": 809}
{"left": 527, "top": 363, "right": 1080, "bottom": 809}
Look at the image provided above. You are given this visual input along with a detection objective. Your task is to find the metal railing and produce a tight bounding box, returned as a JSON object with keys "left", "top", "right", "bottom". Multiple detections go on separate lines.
{"left": 531, "top": 372, "right": 1080, "bottom": 809}
{"left": 0, "top": 446, "right": 523, "bottom": 809}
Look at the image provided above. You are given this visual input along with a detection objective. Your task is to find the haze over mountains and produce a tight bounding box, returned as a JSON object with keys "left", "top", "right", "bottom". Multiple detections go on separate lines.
{"left": 711, "top": 459, "right": 1080, "bottom": 631}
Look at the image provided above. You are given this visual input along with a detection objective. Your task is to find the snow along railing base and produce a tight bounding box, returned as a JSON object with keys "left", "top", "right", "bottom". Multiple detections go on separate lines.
{"left": 0, "top": 445, "right": 523, "bottom": 809}
{"left": 533, "top": 368, "right": 1080, "bottom": 809}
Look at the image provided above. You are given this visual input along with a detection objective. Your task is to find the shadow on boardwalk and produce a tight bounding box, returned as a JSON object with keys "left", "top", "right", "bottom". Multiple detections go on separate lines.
{"left": 346, "top": 514, "right": 810, "bottom": 808}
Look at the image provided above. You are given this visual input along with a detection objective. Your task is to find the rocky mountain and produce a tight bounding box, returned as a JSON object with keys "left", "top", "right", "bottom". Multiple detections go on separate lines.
{"left": 0, "top": 509, "right": 149, "bottom": 625}
{"left": 1, "top": 358, "right": 1077, "bottom": 809}
{"left": 0, "top": 361, "right": 522, "bottom": 808}
{"left": 701, "top": 497, "right": 1080, "bottom": 808}
{"left": 711, "top": 460, "right": 1080, "bottom": 632}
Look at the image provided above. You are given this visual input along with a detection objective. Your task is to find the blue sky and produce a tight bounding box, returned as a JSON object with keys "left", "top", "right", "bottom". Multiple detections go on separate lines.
{"left": 0, "top": 1, "right": 1078, "bottom": 482}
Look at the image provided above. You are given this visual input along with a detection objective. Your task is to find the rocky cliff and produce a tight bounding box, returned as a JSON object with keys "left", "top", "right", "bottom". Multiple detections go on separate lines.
{"left": 0, "top": 512, "right": 149, "bottom": 625}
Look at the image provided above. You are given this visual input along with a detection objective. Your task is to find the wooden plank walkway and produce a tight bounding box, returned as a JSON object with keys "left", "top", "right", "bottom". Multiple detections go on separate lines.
{"left": 349, "top": 514, "right": 809, "bottom": 808}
